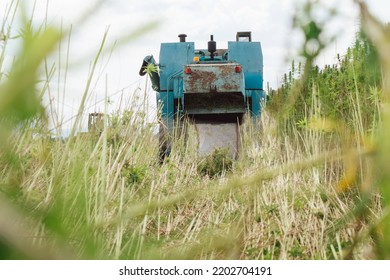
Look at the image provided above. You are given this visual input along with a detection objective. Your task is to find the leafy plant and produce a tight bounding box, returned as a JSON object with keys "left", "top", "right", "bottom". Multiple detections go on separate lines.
{"left": 197, "top": 148, "right": 233, "bottom": 178}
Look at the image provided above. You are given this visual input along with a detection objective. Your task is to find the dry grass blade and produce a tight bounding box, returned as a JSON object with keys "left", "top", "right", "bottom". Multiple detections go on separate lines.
{"left": 68, "top": 28, "right": 109, "bottom": 139}
{"left": 110, "top": 148, "right": 359, "bottom": 226}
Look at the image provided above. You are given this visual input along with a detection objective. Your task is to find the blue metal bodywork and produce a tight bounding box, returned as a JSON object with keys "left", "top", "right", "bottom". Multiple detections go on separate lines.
{"left": 228, "top": 41, "right": 265, "bottom": 115}
{"left": 141, "top": 33, "right": 264, "bottom": 159}
{"left": 159, "top": 42, "right": 195, "bottom": 92}
{"left": 156, "top": 36, "right": 264, "bottom": 123}
{"left": 157, "top": 42, "right": 195, "bottom": 131}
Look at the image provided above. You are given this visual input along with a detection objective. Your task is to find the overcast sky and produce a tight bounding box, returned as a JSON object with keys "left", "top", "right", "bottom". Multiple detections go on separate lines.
{"left": 1, "top": 0, "right": 390, "bottom": 132}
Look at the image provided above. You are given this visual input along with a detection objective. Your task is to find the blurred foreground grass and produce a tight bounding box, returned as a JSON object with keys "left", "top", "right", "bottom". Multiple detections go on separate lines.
{"left": 1, "top": 0, "right": 390, "bottom": 259}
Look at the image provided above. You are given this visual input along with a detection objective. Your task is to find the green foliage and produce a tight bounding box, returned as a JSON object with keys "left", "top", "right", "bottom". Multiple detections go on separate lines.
{"left": 143, "top": 63, "right": 159, "bottom": 76}
{"left": 0, "top": 27, "right": 60, "bottom": 123}
{"left": 122, "top": 163, "right": 147, "bottom": 185}
{"left": 288, "top": 244, "right": 306, "bottom": 259}
{"left": 292, "top": 1, "right": 332, "bottom": 61}
{"left": 358, "top": 7, "right": 390, "bottom": 259}
{"left": 269, "top": 31, "right": 381, "bottom": 133}
{"left": 266, "top": 1, "right": 390, "bottom": 260}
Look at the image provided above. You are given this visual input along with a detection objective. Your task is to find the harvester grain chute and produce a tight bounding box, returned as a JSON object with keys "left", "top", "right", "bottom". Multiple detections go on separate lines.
{"left": 139, "top": 32, "right": 264, "bottom": 160}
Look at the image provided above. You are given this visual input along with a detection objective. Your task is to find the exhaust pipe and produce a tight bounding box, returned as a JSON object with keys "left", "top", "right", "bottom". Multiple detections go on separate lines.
{"left": 178, "top": 34, "right": 187, "bottom": 42}
{"left": 208, "top": 35, "right": 216, "bottom": 60}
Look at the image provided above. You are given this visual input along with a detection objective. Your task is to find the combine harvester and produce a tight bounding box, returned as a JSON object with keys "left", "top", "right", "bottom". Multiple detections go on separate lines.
{"left": 140, "top": 32, "right": 264, "bottom": 160}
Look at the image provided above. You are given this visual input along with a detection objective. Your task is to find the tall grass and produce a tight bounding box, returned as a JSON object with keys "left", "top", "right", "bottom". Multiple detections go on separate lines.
{"left": 0, "top": 0, "right": 390, "bottom": 260}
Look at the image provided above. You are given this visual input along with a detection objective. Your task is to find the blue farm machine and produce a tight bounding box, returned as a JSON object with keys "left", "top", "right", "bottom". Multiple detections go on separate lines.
{"left": 140, "top": 32, "right": 264, "bottom": 160}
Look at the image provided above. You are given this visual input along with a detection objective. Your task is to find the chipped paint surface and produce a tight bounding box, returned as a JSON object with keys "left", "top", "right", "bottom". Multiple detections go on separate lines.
{"left": 183, "top": 63, "right": 244, "bottom": 94}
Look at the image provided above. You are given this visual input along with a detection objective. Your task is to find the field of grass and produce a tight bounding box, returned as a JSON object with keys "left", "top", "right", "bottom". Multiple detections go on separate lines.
{"left": 1, "top": 0, "right": 390, "bottom": 260}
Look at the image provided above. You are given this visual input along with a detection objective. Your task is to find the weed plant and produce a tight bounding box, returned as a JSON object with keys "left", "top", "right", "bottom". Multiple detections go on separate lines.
{"left": 0, "top": 0, "right": 389, "bottom": 260}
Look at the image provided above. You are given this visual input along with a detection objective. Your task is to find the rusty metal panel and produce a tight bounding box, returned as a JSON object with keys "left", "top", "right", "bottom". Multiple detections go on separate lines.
{"left": 183, "top": 63, "right": 244, "bottom": 94}
{"left": 195, "top": 122, "right": 240, "bottom": 159}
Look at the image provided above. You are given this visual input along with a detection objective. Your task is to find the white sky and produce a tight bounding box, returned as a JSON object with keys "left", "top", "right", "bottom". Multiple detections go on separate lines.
{"left": 1, "top": 0, "right": 390, "bottom": 133}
